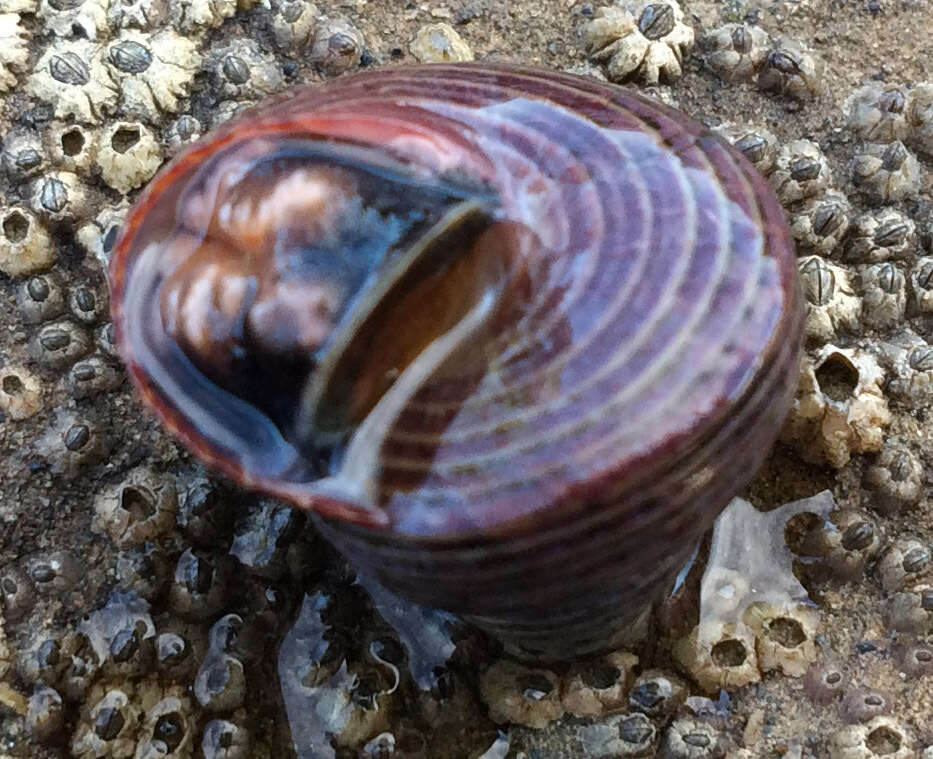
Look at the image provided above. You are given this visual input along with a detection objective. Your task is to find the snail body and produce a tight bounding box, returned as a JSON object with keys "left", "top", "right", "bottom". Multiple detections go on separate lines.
{"left": 110, "top": 63, "right": 802, "bottom": 660}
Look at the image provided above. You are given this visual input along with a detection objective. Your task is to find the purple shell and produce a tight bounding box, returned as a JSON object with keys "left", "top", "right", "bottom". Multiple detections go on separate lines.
{"left": 111, "top": 63, "right": 802, "bottom": 659}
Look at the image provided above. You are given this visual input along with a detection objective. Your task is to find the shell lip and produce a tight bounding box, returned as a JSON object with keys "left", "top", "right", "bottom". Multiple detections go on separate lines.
{"left": 118, "top": 349, "right": 393, "bottom": 529}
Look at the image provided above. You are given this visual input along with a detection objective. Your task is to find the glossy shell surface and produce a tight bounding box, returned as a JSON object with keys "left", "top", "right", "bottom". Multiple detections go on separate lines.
{"left": 111, "top": 63, "right": 802, "bottom": 659}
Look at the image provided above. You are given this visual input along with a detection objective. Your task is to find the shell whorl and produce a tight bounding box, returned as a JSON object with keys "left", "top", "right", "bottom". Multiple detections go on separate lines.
{"left": 111, "top": 63, "right": 802, "bottom": 659}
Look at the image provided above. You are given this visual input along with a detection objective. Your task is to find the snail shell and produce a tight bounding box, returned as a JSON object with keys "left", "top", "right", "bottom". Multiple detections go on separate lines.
{"left": 110, "top": 63, "right": 803, "bottom": 660}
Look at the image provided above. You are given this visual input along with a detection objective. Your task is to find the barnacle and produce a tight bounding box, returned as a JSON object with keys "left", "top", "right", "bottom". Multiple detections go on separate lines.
{"left": 164, "top": 115, "right": 202, "bottom": 157}
{"left": 758, "top": 35, "right": 824, "bottom": 99}
{"left": 770, "top": 139, "right": 833, "bottom": 206}
{"left": 789, "top": 508, "right": 882, "bottom": 584}
{"left": 38, "top": 0, "right": 110, "bottom": 40}
{"left": 0, "top": 364, "right": 43, "bottom": 420}
{"left": 906, "top": 82, "right": 933, "bottom": 154}
{"left": 804, "top": 659, "right": 847, "bottom": 705}
{"left": 26, "top": 684, "right": 65, "bottom": 745}
{"left": 71, "top": 686, "right": 139, "bottom": 758}
{"left": 106, "top": 31, "right": 202, "bottom": 120}
{"left": 660, "top": 717, "right": 726, "bottom": 759}
{"left": 116, "top": 542, "right": 172, "bottom": 602}
{"left": 194, "top": 646, "right": 246, "bottom": 712}
{"left": 578, "top": 712, "right": 657, "bottom": 757}
{"left": 310, "top": 16, "right": 366, "bottom": 73}
{"left": 712, "top": 123, "right": 779, "bottom": 176}
{"left": 743, "top": 602, "right": 820, "bottom": 677}
{"left": 845, "top": 209, "right": 916, "bottom": 263}
{"left": 35, "top": 410, "right": 110, "bottom": 476}
{"left": 909, "top": 257, "right": 933, "bottom": 313}
{"left": 830, "top": 717, "right": 913, "bottom": 759}
{"left": 209, "top": 39, "right": 285, "bottom": 101}
{"left": 841, "top": 688, "right": 892, "bottom": 725}
{"left": 168, "top": 0, "right": 263, "bottom": 35}
{"left": 201, "top": 719, "right": 252, "bottom": 759}
{"left": 167, "top": 548, "right": 231, "bottom": 620}
{"left": 96, "top": 121, "right": 163, "bottom": 194}
{"left": 859, "top": 262, "right": 907, "bottom": 331}
{"left": 864, "top": 442, "right": 923, "bottom": 513}
{"left": 76, "top": 201, "right": 130, "bottom": 268}
{"left": 410, "top": 22, "right": 472, "bottom": 63}
{"left": 845, "top": 83, "right": 910, "bottom": 143}
{"left": 0, "top": 12, "right": 29, "bottom": 93}
{"left": 94, "top": 467, "right": 178, "bottom": 548}
{"left": 584, "top": 1, "right": 694, "bottom": 85}
{"left": 175, "top": 474, "right": 234, "bottom": 547}
{"left": 895, "top": 638, "right": 933, "bottom": 678}
{"left": 479, "top": 660, "right": 564, "bottom": 728}
{"left": 886, "top": 585, "right": 933, "bottom": 633}
{"left": 873, "top": 329, "right": 933, "bottom": 403}
{"left": 851, "top": 141, "right": 922, "bottom": 204}
{"left": 781, "top": 348, "right": 890, "bottom": 468}
{"left": 672, "top": 620, "right": 760, "bottom": 693}
{"left": 789, "top": 191, "right": 851, "bottom": 255}
{"left": 46, "top": 122, "right": 98, "bottom": 175}
{"left": 31, "top": 171, "right": 90, "bottom": 222}
{"left": 69, "top": 282, "right": 108, "bottom": 325}
{"left": 561, "top": 650, "right": 638, "bottom": 717}
{"left": 153, "top": 628, "right": 201, "bottom": 680}
{"left": 269, "top": 0, "right": 319, "bottom": 49}
{"left": 2, "top": 130, "right": 45, "bottom": 180}
{"left": 877, "top": 538, "right": 931, "bottom": 592}
{"left": 135, "top": 687, "right": 195, "bottom": 758}
{"left": 17, "top": 273, "right": 64, "bottom": 323}
{"left": 628, "top": 669, "right": 687, "bottom": 717}
{"left": 26, "top": 39, "right": 120, "bottom": 124}
{"left": 798, "top": 256, "right": 860, "bottom": 344}
{"left": 29, "top": 320, "right": 92, "bottom": 368}
{"left": 0, "top": 207, "right": 54, "bottom": 276}
{"left": 702, "top": 23, "right": 769, "bottom": 82}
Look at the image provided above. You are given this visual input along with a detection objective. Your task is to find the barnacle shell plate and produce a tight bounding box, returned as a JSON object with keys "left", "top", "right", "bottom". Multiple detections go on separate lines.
{"left": 111, "top": 64, "right": 801, "bottom": 658}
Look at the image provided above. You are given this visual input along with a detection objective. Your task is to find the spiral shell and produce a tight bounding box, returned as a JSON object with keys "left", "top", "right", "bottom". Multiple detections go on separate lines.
{"left": 110, "top": 63, "right": 802, "bottom": 659}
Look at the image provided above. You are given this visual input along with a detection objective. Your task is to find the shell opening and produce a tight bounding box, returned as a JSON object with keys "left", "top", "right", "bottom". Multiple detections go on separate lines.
{"left": 130, "top": 138, "right": 530, "bottom": 518}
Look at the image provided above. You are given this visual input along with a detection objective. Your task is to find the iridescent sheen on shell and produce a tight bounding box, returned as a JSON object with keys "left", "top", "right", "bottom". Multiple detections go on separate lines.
{"left": 110, "top": 63, "right": 803, "bottom": 660}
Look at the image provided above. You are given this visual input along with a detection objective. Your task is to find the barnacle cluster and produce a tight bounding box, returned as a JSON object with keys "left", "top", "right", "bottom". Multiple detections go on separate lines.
{"left": 0, "top": 2, "right": 932, "bottom": 758}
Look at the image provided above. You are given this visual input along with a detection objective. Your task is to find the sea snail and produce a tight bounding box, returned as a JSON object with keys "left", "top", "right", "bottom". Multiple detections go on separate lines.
{"left": 110, "top": 63, "right": 803, "bottom": 661}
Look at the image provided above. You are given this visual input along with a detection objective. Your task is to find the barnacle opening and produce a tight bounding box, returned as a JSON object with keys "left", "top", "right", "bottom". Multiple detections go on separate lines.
{"left": 121, "top": 486, "right": 156, "bottom": 522}
{"left": 60, "top": 127, "right": 85, "bottom": 157}
{"left": 783, "top": 512, "right": 827, "bottom": 556}
{"left": 111, "top": 127, "right": 142, "bottom": 154}
{"left": 710, "top": 638, "right": 747, "bottom": 667}
{"left": 865, "top": 726, "right": 902, "bottom": 754}
{"left": 580, "top": 663, "right": 621, "bottom": 690}
{"left": 814, "top": 353, "right": 858, "bottom": 403}
{"left": 3, "top": 210, "right": 29, "bottom": 243}
{"left": 2, "top": 374, "right": 24, "bottom": 395}
{"left": 765, "top": 616, "right": 806, "bottom": 648}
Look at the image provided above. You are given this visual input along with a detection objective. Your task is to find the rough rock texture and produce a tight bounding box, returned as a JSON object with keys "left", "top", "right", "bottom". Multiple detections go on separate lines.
{"left": 1, "top": 0, "right": 932, "bottom": 757}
